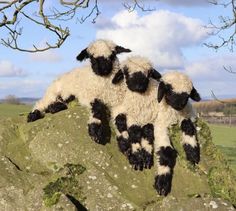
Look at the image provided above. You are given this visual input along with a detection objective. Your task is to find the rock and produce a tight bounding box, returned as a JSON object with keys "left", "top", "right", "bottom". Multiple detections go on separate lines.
{"left": 0, "top": 105, "right": 235, "bottom": 210}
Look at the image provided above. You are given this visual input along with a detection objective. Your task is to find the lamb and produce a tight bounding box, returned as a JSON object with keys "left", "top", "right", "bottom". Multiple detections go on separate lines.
{"left": 27, "top": 39, "right": 131, "bottom": 145}
{"left": 112, "top": 56, "right": 201, "bottom": 196}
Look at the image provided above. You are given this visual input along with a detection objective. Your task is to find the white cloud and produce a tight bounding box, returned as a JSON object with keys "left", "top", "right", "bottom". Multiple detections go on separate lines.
{"left": 0, "top": 60, "right": 26, "bottom": 77}
{"left": 185, "top": 55, "right": 236, "bottom": 81}
{"left": 183, "top": 55, "right": 236, "bottom": 98}
{"left": 29, "top": 50, "right": 62, "bottom": 63}
{"left": 97, "top": 10, "right": 209, "bottom": 69}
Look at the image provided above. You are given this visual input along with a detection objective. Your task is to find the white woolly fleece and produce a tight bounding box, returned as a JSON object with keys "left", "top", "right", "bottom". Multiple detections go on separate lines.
{"left": 121, "top": 56, "right": 153, "bottom": 76}
{"left": 34, "top": 63, "right": 126, "bottom": 112}
{"left": 87, "top": 39, "right": 116, "bottom": 58}
{"left": 33, "top": 39, "right": 127, "bottom": 113}
{"left": 162, "top": 71, "right": 193, "bottom": 94}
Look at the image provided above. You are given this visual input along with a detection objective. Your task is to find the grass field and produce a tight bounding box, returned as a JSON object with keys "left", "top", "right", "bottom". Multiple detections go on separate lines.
{"left": 210, "top": 124, "right": 236, "bottom": 172}
{"left": 0, "top": 103, "right": 32, "bottom": 118}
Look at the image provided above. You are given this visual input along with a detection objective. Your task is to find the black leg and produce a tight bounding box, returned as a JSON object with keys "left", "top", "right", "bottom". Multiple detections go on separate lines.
{"left": 27, "top": 109, "right": 43, "bottom": 122}
{"left": 181, "top": 119, "right": 200, "bottom": 165}
{"left": 45, "top": 101, "right": 68, "bottom": 114}
{"left": 128, "top": 125, "right": 144, "bottom": 171}
{"left": 141, "top": 124, "right": 154, "bottom": 169}
{"left": 64, "top": 95, "right": 75, "bottom": 104}
{"left": 115, "top": 114, "right": 130, "bottom": 155}
{"left": 154, "top": 146, "right": 177, "bottom": 196}
{"left": 88, "top": 99, "right": 111, "bottom": 145}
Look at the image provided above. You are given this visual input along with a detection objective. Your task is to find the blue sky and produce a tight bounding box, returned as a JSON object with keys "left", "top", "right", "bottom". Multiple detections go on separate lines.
{"left": 0, "top": 0, "right": 235, "bottom": 99}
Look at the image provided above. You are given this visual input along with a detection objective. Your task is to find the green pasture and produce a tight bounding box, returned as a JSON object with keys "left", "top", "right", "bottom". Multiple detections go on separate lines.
{"left": 0, "top": 103, "right": 32, "bottom": 118}
{"left": 210, "top": 124, "right": 236, "bottom": 172}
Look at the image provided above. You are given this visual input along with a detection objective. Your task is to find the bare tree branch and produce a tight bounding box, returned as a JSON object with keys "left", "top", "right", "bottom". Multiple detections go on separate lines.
{"left": 79, "top": 0, "right": 100, "bottom": 23}
{"left": 123, "top": 0, "right": 156, "bottom": 12}
{"left": 0, "top": 0, "right": 156, "bottom": 52}
{"left": 204, "top": 0, "right": 236, "bottom": 51}
{"left": 223, "top": 65, "right": 236, "bottom": 73}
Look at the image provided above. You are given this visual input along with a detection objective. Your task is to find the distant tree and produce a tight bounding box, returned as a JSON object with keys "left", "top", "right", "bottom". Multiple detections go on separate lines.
{"left": 4, "top": 95, "right": 21, "bottom": 104}
{"left": 0, "top": 0, "right": 154, "bottom": 52}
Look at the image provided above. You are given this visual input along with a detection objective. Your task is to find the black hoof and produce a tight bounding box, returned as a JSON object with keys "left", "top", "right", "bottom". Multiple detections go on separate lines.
{"left": 154, "top": 174, "right": 172, "bottom": 196}
{"left": 117, "top": 136, "right": 130, "bottom": 155}
{"left": 27, "top": 109, "right": 43, "bottom": 122}
{"left": 142, "top": 149, "right": 154, "bottom": 169}
{"left": 88, "top": 123, "right": 104, "bottom": 144}
{"left": 45, "top": 101, "right": 68, "bottom": 114}
{"left": 128, "top": 150, "right": 144, "bottom": 171}
{"left": 183, "top": 144, "right": 200, "bottom": 165}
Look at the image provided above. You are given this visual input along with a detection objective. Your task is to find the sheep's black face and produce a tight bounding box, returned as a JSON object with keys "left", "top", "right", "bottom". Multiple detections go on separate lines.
{"left": 125, "top": 71, "right": 149, "bottom": 93}
{"left": 90, "top": 54, "right": 116, "bottom": 76}
{"left": 164, "top": 85, "right": 189, "bottom": 111}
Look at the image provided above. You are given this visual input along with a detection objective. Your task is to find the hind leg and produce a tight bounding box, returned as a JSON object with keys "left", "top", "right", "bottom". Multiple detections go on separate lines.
{"left": 27, "top": 95, "right": 75, "bottom": 122}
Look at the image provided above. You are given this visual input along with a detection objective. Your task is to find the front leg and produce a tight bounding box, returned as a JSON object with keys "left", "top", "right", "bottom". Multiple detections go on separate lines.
{"left": 180, "top": 119, "right": 200, "bottom": 165}
{"left": 88, "top": 98, "right": 111, "bottom": 145}
{"left": 141, "top": 124, "right": 154, "bottom": 169}
{"left": 128, "top": 125, "right": 144, "bottom": 171}
{"left": 154, "top": 126, "right": 177, "bottom": 196}
{"left": 115, "top": 114, "right": 130, "bottom": 155}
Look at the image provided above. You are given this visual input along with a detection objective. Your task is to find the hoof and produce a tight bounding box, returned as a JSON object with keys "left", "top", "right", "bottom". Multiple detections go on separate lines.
{"left": 88, "top": 123, "right": 104, "bottom": 144}
{"left": 142, "top": 149, "right": 154, "bottom": 169}
{"left": 117, "top": 136, "right": 130, "bottom": 155}
{"left": 154, "top": 174, "right": 172, "bottom": 196}
{"left": 128, "top": 150, "right": 144, "bottom": 171}
{"left": 27, "top": 110, "right": 43, "bottom": 122}
{"left": 183, "top": 144, "right": 200, "bottom": 165}
{"left": 88, "top": 122, "right": 110, "bottom": 145}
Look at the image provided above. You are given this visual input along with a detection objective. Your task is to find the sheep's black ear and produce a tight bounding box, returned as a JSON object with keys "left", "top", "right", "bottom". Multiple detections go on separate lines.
{"left": 76, "top": 48, "right": 89, "bottom": 61}
{"left": 158, "top": 81, "right": 166, "bottom": 103}
{"left": 149, "top": 68, "right": 162, "bottom": 81}
{"left": 112, "top": 69, "right": 124, "bottom": 84}
{"left": 190, "top": 87, "right": 201, "bottom": 102}
{"left": 115, "top": 46, "right": 131, "bottom": 54}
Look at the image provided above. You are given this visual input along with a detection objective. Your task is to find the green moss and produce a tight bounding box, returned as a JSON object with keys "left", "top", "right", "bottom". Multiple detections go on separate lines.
{"left": 196, "top": 119, "right": 236, "bottom": 206}
{"left": 208, "top": 167, "right": 236, "bottom": 205}
{"left": 43, "top": 163, "right": 86, "bottom": 207}
{"left": 63, "top": 163, "right": 86, "bottom": 176}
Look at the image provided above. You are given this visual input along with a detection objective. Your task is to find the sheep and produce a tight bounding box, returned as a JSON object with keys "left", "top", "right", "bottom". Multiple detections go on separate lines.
{"left": 111, "top": 56, "right": 161, "bottom": 168}
{"left": 111, "top": 57, "right": 201, "bottom": 196}
{"left": 27, "top": 39, "right": 131, "bottom": 145}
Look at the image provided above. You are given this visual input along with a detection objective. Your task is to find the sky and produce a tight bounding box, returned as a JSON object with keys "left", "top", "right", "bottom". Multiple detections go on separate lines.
{"left": 0, "top": 0, "right": 235, "bottom": 99}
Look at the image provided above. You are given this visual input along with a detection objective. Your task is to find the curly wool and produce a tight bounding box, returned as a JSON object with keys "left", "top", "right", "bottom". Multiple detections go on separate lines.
{"left": 161, "top": 71, "right": 193, "bottom": 94}
{"left": 33, "top": 61, "right": 125, "bottom": 112}
{"left": 33, "top": 39, "right": 127, "bottom": 113}
{"left": 122, "top": 56, "right": 154, "bottom": 76}
{"left": 87, "top": 39, "right": 117, "bottom": 58}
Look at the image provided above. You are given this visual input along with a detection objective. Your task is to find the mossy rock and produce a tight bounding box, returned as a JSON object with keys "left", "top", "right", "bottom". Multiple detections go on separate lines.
{"left": 0, "top": 105, "right": 235, "bottom": 210}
